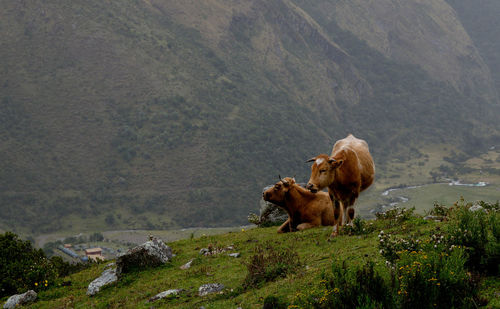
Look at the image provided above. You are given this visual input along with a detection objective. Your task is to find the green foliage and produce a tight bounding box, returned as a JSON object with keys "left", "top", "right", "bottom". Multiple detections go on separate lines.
{"left": 262, "top": 295, "right": 288, "bottom": 309}
{"left": 48, "top": 256, "right": 91, "bottom": 278}
{"left": 427, "top": 202, "right": 452, "bottom": 217}
{"left": 0, "top": 232, "right": 57, "bottom": 297}
{"left": 395, "top": 249, "right": 476, "bottom": 309}
{"left": 376, "top": 206, "right": 417, "bottom": 223}
{"left": 340, "top": 217, "right": 375, "bottom": 236}
{"left": 89, "top": 232, "right": 104, "bottom": 242}
{"left": 292, "top": 261, "right": 396, "bottom": 309}
{"left": 446, "top": 201, "right": 500, "bottom": 274}
{"left": 242, "top": 242, "right": 302, "bottom": 289}
{"left": 378, "top": 231, "right": 422, "bottom": 263}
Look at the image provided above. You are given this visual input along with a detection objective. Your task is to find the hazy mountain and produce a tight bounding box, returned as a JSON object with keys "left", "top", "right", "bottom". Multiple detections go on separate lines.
{"left": 1, "top": 0, "right": 499, "bottom": 234}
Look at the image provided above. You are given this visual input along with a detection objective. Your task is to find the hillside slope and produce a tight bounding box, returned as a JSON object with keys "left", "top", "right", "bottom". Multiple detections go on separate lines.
{"left": 3, "top": 201, "right": 499, "bottom": 308}
{"left": 0, "top": 0, "right": 499, "bottom": 234}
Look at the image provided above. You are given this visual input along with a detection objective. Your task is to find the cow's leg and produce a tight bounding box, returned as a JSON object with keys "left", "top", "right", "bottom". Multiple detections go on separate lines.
{"left": 342, "top": 202, "right": 350, "bottom": 226}
{"left": 344, "top": 196, "right": 356, "bottom": 226}
{"left": 330, "top": 200, "right": 343, "bottom": 238}
{"left": 277, "top": 218, "right": 291, "bottom": 233}
{"left": 347, "top": 207, "right": 355, "bottom": 226}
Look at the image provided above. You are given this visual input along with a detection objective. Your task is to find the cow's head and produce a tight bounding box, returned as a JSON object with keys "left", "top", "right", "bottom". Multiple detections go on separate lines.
{"left": 263, "top": 176, "right": 296, "bottom": 206}
{"left": 305, "top": 154, "right": 343, "bottom": 193}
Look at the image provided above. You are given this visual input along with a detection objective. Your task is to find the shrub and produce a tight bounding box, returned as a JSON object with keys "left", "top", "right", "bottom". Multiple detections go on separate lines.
{"left": 446, "top": 203, "right": 499, "bottom": 274}
{"left": 426, "top": 202, "right": 451, "bottom": 217}
{"left": 242, "top": 242, "right": 301, "bottom": 289}
{"left": 340, "top": 217, "right": 375, "bottom": 236}
{"left": 378, "top": 231, "right": 421, "bottom": 263}
{"left": 49, "top": 256, "right": 91, "bottom": 278}
{"left": 292, "top": 261, "right": 396, "bottom": 309}
{"left": 262, "top": 295, "right": 287, "bottom": 309}
{"left": 0, "top": 232, "right": 57, "bottom": 297}
{"left": 376, "top": 207, "right": 418, "bottom": 227}
{"left": 395, "top": 248, "right": 476, "bottom": 308}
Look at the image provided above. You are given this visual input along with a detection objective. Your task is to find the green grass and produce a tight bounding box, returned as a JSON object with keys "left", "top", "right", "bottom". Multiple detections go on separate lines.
{"left": 7, "top": 207, "right": 497, "bottom": 309}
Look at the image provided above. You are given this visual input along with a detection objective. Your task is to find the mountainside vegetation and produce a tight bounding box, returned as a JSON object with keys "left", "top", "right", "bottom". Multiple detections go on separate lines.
{"left": 1, "top": 0, "right": 499, "bottom": 235}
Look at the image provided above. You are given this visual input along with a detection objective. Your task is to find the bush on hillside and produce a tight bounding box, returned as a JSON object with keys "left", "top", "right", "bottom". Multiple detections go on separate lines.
{"left": 395, "top": 248, "right": 477, "bottom": 308}
{"left": 242, "top": 242, "right": 302, "bottom": 289}
{"left": 375, "top": 206, "right": 419, "bottom": 228}
{"left": 0, "top": 232, "right": 57, "bottom": 297}
{"left": 292, "top": 261, "right": 396, "bottom": 309}
{"left": 340, "top": 217, "right": 375, "bottom": 236}
{"left": 446, "top": 201, "right": 500, "bottom": 275}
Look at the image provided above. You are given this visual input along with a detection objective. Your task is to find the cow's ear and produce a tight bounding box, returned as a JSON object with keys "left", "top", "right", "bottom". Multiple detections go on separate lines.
{"left": 329, "top": 158, "right": 343, "bottom": 169}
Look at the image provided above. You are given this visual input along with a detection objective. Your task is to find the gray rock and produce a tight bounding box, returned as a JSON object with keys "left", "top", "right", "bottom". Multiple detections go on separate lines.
{"left": 257, "top": 185, "right": 288, "bottom": 225}
{"left": 87, "top": 267, "right": 118, "bottom": 296}
{"left": 228, "top": 253, "right": 240, "bottom": 258}
{"left": 469, "top": 205, "right": 486, "bottom": 212}
{"left": 199, "top": 248, "right": 210, "bottom": 255}
{"left": 198, "top": 283, "right": 224, "bottom": 296}
{"left": 180, "top": 259, "right": 194, "bottom": 270}
{"left": 116, "top": 238, "right": 172, "bottom": 277}
{"left": 148, "top": 289, "right": 182, "bottom": 302}
{"left": 3, "top": 290, "right": 37, "bottom": 309}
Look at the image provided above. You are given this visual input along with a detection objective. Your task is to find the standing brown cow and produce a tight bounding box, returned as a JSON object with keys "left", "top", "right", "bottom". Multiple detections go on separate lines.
{"left": 263, "top": 177, "right": 336, "bottom": 233}
{"left": 306, "top": 134, "right": 375, "bottom": 237}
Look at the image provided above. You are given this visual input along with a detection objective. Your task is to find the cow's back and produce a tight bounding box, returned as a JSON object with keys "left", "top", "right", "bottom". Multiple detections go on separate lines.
{"left": 331, "top": 134, "right": 375, "bottom": 192}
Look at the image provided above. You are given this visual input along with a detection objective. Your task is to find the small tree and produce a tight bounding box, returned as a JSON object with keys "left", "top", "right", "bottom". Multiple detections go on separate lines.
{"left": 0, "top": 232, "right": 57, "bottom": 297}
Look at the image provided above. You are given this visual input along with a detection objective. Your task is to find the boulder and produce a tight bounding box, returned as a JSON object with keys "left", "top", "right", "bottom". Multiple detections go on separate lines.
{"left": 87, "top": 267, "right": 118, "bottom": 296}
{"left": 228, "top": 252, "right": 240, "bottom": 258}
{"left": 257, "top": 185, "right": 288, "bottom": 226}
{"left": 3, "top": 290, "right": 37, "bottom": 309}
{"left": 198, "top": 283, "right": 224, "bottom": 296}
{"left": 469, "top": 205, "right": 486, "bottom": 212}
{"left": 148, "top": 289, "right": 183, "bottom": 302}
{"left": 116, "top": 238, "right": 172, "bottom": 277}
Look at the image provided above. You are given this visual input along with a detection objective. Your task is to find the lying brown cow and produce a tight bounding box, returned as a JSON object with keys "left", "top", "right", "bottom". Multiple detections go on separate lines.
{"left": 306, "top": 134, "right": 375, "bottom": 237}
{"left": 263, "top": 177, "right": 336, "bottom": 233}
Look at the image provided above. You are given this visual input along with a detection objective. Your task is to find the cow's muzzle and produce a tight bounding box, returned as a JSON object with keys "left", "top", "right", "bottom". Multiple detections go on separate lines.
{"left": 306, "top": 183, "right": 318, "bottom": 193}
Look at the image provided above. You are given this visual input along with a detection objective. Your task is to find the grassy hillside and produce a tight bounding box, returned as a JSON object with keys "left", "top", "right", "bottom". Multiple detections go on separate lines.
{"left": 3, "top": 200, "right": 498, "bottom": 308}
{"left": 1, "top": 0, "right": 499, "bottom": 235}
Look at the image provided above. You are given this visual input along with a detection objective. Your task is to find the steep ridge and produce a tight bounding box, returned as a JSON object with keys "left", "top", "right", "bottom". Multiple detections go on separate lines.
{"left": 0, "top": 0, "right": 498, "bottom": 234}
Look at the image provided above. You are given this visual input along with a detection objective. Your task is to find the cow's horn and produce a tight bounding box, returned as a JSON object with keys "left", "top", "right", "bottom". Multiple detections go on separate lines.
{"left": 306, "top": 157, "right": 316, "bottom": 163}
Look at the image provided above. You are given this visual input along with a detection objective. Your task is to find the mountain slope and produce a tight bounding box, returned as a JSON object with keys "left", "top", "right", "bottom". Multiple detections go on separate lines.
{"left": 0, "top": 0, "right": 499, "bottom": 234}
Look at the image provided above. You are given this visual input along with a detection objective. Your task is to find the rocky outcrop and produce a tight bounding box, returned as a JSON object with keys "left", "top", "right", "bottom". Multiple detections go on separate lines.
{"left": 148, "top": 289, "right": 183, "bottom": 302}
{"left": 3, "top": 290, "right": 37, "bottom": 309}
{"left": 116, "top": 238, "right": 172, "bottom": 277}
{"left": 86, "top": 267, "right": 118, "bottom": 296}
{"left": 198, "top": 283, "right": 224, "bottom": 296}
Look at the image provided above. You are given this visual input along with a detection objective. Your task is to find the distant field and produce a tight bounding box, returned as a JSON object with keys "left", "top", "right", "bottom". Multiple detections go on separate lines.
{"left": 386, "top": 183, "right": 500, "bottom": 211}
{"left": 356, "top": 182, "right": 500, "bottom": 219}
